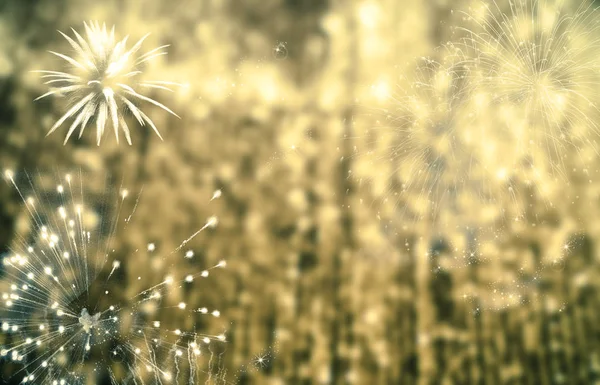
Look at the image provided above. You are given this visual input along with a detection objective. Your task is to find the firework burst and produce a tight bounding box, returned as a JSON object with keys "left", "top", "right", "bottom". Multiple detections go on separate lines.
{"left": 351, "top": 1, "right": 597, "bottom": 250}
{"left": 352, "top": 55, "right": 506, "bottom": 231}
{"left": 455, "top": 0, "right": 600, "bottom": 176}
{"left": 351, "top": 52, "right": 551, "bottom": 280}
{"left": 36, "top": 21, "right": 181, "bottom": 145}
{"left": 0, "top": 171, "right": 226, "bottom": 384}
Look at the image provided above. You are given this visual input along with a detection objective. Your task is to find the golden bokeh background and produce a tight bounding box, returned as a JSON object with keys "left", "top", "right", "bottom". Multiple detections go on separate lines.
{"left": 1, "top": 0, "right": 600, "bottom": 384}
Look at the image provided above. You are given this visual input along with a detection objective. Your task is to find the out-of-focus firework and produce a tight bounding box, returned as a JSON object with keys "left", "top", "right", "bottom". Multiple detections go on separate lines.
{"left": 350, "top": 0, "right": 600, "bottom": 313}
{"left": 353, "top": 0, "right": 600, "bottom": 228}
{"left": 454, "top": 0, "right": 600, "bottom": 178}
{"left": 352, "top": 54, "right": 510, "bottom": 233}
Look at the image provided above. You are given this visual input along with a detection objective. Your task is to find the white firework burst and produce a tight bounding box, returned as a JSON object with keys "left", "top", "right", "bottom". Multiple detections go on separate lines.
{"left": 455, "top": 0, "right": 600, "bottom": 176}
{"left": 36, "top": 21, "right": 181, "bottom": 145}
{"left": 0, "top": 170, "right": 226, "bottom": 384}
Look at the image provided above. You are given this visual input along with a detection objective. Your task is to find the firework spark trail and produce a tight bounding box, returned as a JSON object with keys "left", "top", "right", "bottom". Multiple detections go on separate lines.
{"left": 124, "top": 186, "right": 143, "bottom": 227}
{"left": 173, "top": 217, "right": 219, "bottom": 254}
{"left": 0, "top": 170, "right": 227, "bottom": 384}
{"left": 35, "top": 21, "right": 183, "bottom": 145}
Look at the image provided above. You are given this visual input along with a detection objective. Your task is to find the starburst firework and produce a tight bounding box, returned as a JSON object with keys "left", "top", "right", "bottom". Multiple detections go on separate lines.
{"left": 36, "top": 21, "right": 181, "bottom": 145}
{"left": 0, "top": 171, "right": 226, "bottom": 384}
{"left": 455, "top": 0, "right": 600, "bottom": 175}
